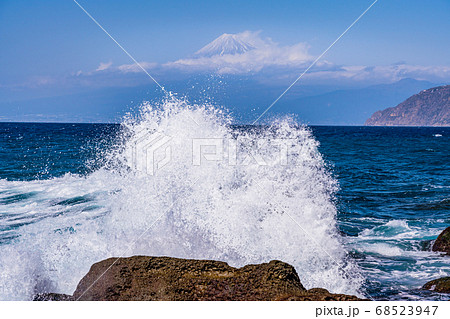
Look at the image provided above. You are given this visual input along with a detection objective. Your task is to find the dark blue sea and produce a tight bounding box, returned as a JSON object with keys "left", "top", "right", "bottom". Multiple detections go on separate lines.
{"left": 0, "top": 118, "right": 448, "bottom": 300}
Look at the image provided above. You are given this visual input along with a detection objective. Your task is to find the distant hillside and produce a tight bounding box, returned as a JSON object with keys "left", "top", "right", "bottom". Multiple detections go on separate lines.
{"left": 365, "top": 85, "right": 450, "bottom": 126}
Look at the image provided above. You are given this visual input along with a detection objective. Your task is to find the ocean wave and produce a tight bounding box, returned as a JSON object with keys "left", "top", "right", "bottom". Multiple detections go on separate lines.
{"left": 0, "top": 97, "right": 362, "bottom": 300}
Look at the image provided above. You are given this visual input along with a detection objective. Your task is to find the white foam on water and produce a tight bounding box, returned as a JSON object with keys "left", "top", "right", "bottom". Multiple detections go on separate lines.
{"left": 346, "top": 218, "right": 450, "bottom": 299}
{"left": 359, "top": 220, "right": 413, "bottom": 239}
{"left": 0, "top": 97, "right": 363, "bottom": 300}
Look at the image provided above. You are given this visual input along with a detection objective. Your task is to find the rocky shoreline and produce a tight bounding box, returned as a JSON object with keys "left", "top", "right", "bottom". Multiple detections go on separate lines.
{"left": 34, "top": 256, "right": 363, "bottom": 301}
{"left": 34, "top": 227, "right": 450, "bottom": 301}
{"left": 420, "top": 227, "right": 450, "bottom": 295}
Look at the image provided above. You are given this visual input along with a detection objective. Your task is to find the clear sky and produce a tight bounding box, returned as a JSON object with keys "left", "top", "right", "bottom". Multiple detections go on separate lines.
{"left": 0, "top": 0, "right": 449, "bottom": 123}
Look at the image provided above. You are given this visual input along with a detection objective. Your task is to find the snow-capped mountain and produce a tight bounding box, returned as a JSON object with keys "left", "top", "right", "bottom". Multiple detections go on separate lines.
{"left": 168, "top": 31, "right": 314, "bottom": 74}
{"left": 195, "top": 33, "right": 256, "bottom": 57}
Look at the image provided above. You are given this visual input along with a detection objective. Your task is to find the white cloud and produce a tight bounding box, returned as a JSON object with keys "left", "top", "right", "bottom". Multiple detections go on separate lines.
{"left": 96, "top": 61, "right": 113, "bottom": 71}
{"left": 305, "top": 64, "right": 450, "bottom": 83}
{"left": 386, "top": 64, "right": 450, "bottom": 81}
{"left": 165, "top": 31, "right": 316, "bottom": 74}
{"left": 92, "top": 61, "right": 157, "bottom": 74}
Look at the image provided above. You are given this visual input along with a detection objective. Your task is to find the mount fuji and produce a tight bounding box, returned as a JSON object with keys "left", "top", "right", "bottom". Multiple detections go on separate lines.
{"left": 194, "top": 33, "right": 256, "bottom": 57}
{"left": 170, "top": 31, "right": 315, "bottom": 74}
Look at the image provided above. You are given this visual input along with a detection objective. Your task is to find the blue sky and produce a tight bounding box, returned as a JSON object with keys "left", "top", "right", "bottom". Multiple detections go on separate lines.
{"left": 0, "top": 0, "right": 449, "bottom": 123}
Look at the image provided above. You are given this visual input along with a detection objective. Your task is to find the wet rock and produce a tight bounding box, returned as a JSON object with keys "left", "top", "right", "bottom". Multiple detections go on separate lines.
{"left": 432, "top": 227, "right": 450, "bottom": 254}
{"left": 67, "top": 256, "right": 362, "bottom": 301}
{"left": 33, "top": 293, "right": 74, "bottom": 301}
{"left": 422, "top": 277, "right": 450, "bottom": 294}
{"left": 285, "top": 288, "right": 364, "bottom": 301}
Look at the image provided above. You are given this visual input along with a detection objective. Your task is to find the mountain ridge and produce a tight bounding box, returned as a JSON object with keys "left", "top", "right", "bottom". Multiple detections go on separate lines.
{"left": 365, "top": 85, "right": 450, "bottom": 126}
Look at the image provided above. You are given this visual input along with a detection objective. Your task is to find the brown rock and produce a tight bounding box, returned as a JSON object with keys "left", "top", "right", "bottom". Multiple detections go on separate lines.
{"left": 432, "top": 227, "right": 450, "bottom": 254}
{"left": 422, "top": 277, "right": 450, "bottom": 294}
{"left": 33, "top": 293, "right": 74, "bottom": 301}
{"left": 68, "top": 256, "right": 362, "bottom": 301}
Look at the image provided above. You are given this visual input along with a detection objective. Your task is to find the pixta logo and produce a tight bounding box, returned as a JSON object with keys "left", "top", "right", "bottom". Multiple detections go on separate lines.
{"left": 129, "top": 130, "right": 172, "bottom": 175}
{"left": 128, "top": 131, "right": 297, "bottom": 175}
{"left": 192, "top": 137, "right": 292, "bottom": 166}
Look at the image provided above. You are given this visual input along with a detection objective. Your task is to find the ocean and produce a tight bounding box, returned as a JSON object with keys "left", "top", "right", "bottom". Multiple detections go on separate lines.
{"left": 0, "top": 100, "right": 449, "bottom": 300}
